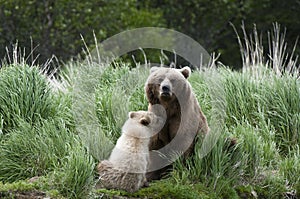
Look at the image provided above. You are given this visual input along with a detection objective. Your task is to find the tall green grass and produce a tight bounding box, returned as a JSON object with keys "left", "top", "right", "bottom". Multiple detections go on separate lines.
{"left": 279, "top": 146, "right": 300, "bottom": 186}
{"left": 43, "top": 146, "right": 95, "bottom": 198}
{"left": 0, "top": 24, "right": 299, "bottom": 198}
{"left": 68, "top": 58, "right": 298, "bottom": 198}
{"left": 0, "top": 64, "right": 95, "bottom": 198}
{"left": 0, "top": 65, "right": 53, "bottom": 133}
{"left": 170, "top": 67, "right": 298, "bottom": 198}
{"left": 0, "top": 62, "right": 298, "bottom": 198}
{"left": 223, "top": 68, "right": 299, "bottom": 153}
{"left": 86, "top": 61, "right": 298, "bottom": 198}
{"left": 95, "top": 63, "right": 149, "bottom": 143}
{"left": 0, "top": 119, "right": 76, "bottom": 182}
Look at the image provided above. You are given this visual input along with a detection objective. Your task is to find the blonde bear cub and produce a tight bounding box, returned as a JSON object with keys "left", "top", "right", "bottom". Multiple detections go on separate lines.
{"left": 96, "top": 111, "right": 163, "bottom": 193}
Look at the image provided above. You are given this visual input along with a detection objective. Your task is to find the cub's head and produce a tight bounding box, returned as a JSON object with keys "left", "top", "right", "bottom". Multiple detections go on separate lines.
{"left": 145, "top": 66, "right": 191, "bottom": 105}
{"left": 122, "top": 111, "right": 164, "bottom": 139}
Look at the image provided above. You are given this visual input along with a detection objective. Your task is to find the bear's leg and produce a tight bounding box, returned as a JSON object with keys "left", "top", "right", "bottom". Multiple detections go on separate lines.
{"left": 146, "top": 165, "right": 173, "bottom": 181}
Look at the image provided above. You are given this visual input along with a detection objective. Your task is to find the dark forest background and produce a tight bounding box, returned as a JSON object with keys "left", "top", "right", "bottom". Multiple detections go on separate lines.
{"left": 1, "top": 0, "right": 299, "bottom": 69}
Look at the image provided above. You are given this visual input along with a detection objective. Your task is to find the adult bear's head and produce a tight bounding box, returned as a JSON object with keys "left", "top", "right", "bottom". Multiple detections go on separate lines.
{"left": 145, "top": 66, "right": 191, "bottom": 105}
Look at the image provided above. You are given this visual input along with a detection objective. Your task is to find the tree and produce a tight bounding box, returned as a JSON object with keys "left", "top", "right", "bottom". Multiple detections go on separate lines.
{"left": 0, "top": 0, "right": 165, "bottom": 67}
{"left": 140, "top": 0, "right": 300, "bottom": 68}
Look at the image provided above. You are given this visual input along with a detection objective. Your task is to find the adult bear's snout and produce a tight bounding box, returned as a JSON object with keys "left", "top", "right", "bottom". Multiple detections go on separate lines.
{"left": 162, "top": 85, "right": 170, "bottom": 93}
{"left": 160, "top": 78, "right": 172, "bottom": 96}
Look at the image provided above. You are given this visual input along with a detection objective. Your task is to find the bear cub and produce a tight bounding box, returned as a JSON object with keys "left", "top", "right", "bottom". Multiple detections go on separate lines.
{"left": 96, "top": 111, "right": 164, "bottom": 193}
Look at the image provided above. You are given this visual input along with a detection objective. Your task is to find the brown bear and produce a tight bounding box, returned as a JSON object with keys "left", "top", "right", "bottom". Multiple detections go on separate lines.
{"left": 96, "top": 111, "right": 164, "bottom": 192}
{"left": 145, "top": 66, "right": 210, "bottom": 180}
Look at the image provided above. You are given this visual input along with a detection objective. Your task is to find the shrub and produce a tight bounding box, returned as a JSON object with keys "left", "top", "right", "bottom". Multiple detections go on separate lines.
{"left": 223, "top": 70, "right": 263, "bottom": 127}
{"left": 263, "top": 75, "right": 300, "bottom": 152}
{"left": 188, "top": 71, "right": 212, "bottom": 119}
{"left": 45, "top": 146, "right": 95, "bottom": 199}
{"left": 95, "top": 64, "right": 149, "bottom": 143}
{"left": 0, "top": 0, "right": 165, "bottom": 67}
{"left": 0, "top": 119, "right": 78, "bottom": 183}
{"left": 172, "top": 132, "right": 244, "bottom": 194}
{"left": 221, "top": 67, "right": 299, "bottom": 153}
{"left": 0, "top": 63, "right": 96, "bottom": 198}
{"left": 279, "top": 147, "right": 300, "bottom": 186}
{"left": 0, "top": 65, "right": 55, "bottom": 133}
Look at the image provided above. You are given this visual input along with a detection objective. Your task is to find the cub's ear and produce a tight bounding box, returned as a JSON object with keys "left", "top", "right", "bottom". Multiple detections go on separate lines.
{"left": 129, "top": 111, "right": 135, "bottom": 118}
{"left": 139, "top": 116, "right": 150, "bottom": 126}
{"left": 178, "top": 66, "right": 191, "bottom": 79}
{"left": 150, "top": 66, "right": 160, "bottom": 73}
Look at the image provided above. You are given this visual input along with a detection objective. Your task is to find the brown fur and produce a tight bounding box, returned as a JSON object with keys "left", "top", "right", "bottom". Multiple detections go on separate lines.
{"left": 145, "top": 66, "right": 210, "bottom": 180}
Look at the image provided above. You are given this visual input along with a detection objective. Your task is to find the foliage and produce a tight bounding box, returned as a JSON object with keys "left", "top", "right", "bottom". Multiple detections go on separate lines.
{"left": 222, "top": 68, "right": 300, "bottom": 153}
{"left": 142, "top": 0, "right": 300, "bottom": 68}
{"left": 95, "top": 63, "right": 149, "bottom": 143}
{"left": 0, "top": 180, "right": 38, "bottom": 192}
{"left": 0, "top": 65, "right": 52, "bottom": 133}
{"left": 88, "top": 61, "right": 299, "bottom": 198}
{"left": 0, "top": 64, "right": 95, "bottom": 198}
{"left": 279, "top": 147, "right": 300, "bottom": 186}
{"left": 173, "top": 133, "right": 244, "bottom": 190}
{"left": 0, "top": 0, "right": 165, "bottom": 66}
{"left": 2, "top": 0, "right": 300, "bottom": 69}
{"left": 0, "top": 119, "right": 76, "bottom": 183}
{"left": 0, "top": 26, "right": 299, "bottom": 197}
{"left": 0, "top": 65, "right": 74, "bottom": 135}
{"left": 44, "top": 146, "right": 95, "bottom": 198}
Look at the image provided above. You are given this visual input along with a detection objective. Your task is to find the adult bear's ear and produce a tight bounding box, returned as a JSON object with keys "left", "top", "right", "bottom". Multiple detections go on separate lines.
{"left": 178, "top": 66, "right": 191, "bottom": 79}
{"left": 150, "top": 66, "right": 160, "bottom": 73}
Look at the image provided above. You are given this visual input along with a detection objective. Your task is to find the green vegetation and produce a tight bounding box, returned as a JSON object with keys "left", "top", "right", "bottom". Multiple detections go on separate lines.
{"left": 1, "top": 1, "right": 299, "bottom": 68}
{"left": 0, "top": 27, "right": 299, "bottom": 198}
{"left": 0, "top": 65, "right": 54, "bottom": 134}
{"left": 95, "top": 64, "right": 149, "bottom": 143}
{"left": 171, "top": 67, "right": 299, "bottom": 198}
{"left": 0, "top": 65, "right": 74, "bottom": 135}
{"left": 0, "top": 0, "right": 164, "bottom": 66}
{"left": 0, "top": 64, "right": 94, "bottom": 198}
{"left": 2, "top": 61, "right": 298, "bottom": 198}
